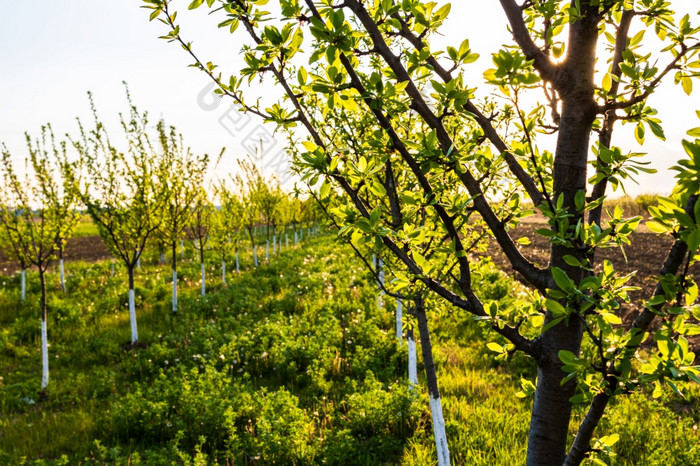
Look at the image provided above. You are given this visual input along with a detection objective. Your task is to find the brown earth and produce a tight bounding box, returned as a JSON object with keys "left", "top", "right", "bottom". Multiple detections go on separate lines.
{"left": 0, "top": 236, "right": 112, "bottom": 275}
{"left": 481, "top": 217, "right": 700, "bottom": 350}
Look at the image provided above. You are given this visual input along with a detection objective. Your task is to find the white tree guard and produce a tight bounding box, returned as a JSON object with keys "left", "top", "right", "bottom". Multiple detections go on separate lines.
{"left": 59, "top": 259, "right": 66, "bottom": 292}
{"left": 41, "top": 318, "right": 49, "bottom": 389}
{"left": 20, "top": 269, "right": 26, "bottom": 302}
{"left": 172, "top": 269, "right": 178, "bottom": 313}
{"left": 430, "top": 395, "right": 450, "bottom": 466}
{"left": 408, "top": 333, "right": 418, "bottom": 385}
{"left": 396, "top": 298, "right": 403, "bottom": 341}
{"left": 129, "top": 288, "right": 138, "bottom": 343}
{"left": 200, "top": 262, "right": 206, "bottom": 297}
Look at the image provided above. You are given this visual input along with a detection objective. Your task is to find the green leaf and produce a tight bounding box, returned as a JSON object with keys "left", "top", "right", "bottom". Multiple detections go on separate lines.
{"left": 487, "top": 342, "right": 503, "bottom": 353}
{"left": 188, "top": 0, "right": 204, "bottom": 9}
{"left": 551, "top": 267, "right": 575, "bottom": 292}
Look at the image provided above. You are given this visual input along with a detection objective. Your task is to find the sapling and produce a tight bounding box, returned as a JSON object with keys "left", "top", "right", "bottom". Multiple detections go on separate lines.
{"left": 0, "top": 125, "right": 77, "bottom": 390}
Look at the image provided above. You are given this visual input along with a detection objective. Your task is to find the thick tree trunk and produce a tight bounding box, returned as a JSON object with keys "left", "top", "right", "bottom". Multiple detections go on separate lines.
{"left": 528, "top": 8, "right": 599, "bottom": 462}
{"left": 128, "top": 267, "right": 138, "bottom": 343}
{"left": 39, "top": 269, "right": 49, "bottom": 389}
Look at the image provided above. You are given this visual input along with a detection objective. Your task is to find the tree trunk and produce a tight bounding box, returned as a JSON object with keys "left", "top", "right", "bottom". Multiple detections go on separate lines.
{"left": 265, "top": 239, "right": 270, "bottom": 260}
{"left": 407, "top": 326, "right": 418, "bottom": 386}
{"left": 415, "top": 300, "right": 450, "bottom": 466}
{"left": 128, "top": 266, "right": 138, "bottom": 343}
{"left": 20, "top": 268, "right": 26, "bottom": 302}
{"left": 222, "top": 259, "right": 226, "bottom": 285}
{"left": 172, "top": 240, "right": 178, "bottom": 314}
{"left": 528, "top": 11, "right": 599, "bottom": 462}
{"left": 180, "top": 239, "right": 185, "bottom": 259}
{"left": 285, "top": 232, "right": 289, "bottom": 249}
{"left": 396, "top": 298, "right": 403, "bottom": 341}
{"left": 200, "top": 246, "right": 205, "bottom": 297}
{"left": 253, "top": 244, "right": 258, "bottom": 267}
{"left": 200, "top": 262, "right": 206, "bottom": 297}
{"left": 160, "top": 251, "right": 165, "bottom": 266}
{"left": 39, "top": 269, "right": 49, "bottom": 389}
{"left": 235, "top": 249, "right": 240, "bottom": 274}
{"left": 294, "top": 230, "right": 298, "bottom": 245}
{"left": 59, "top": 251, "right": 66, "bottom": 293}
{"left": 273, "top": 234, "right": 277, "bottom": 254}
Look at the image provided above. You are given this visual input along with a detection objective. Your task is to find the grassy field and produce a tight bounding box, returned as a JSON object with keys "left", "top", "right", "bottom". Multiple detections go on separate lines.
{"left": 0, "top": 233, "right": 698, "bottom": 464}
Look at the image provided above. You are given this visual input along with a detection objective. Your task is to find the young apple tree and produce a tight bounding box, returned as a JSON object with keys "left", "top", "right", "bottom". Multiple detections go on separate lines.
{"left": 154, "top": 121, "right": 209, "bottom": 313}
{"left": 188, "top": 188, "right": 214, "bottom": 297}
{"left": 149, "top": 1, "right": 700, "bottom": 464}
{"left": 236, "top": 157, "right": 266, "bottom": 266}
{"left": 0, "top": 127, "right": 78, "bottom": 391}
{"left": 72, "top": 94, "right": 165, "bottom": 344}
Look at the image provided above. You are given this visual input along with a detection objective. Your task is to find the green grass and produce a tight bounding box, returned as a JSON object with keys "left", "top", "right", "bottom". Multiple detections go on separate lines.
{"left": 0, "top": 234, "right": 698, "bottom": 464}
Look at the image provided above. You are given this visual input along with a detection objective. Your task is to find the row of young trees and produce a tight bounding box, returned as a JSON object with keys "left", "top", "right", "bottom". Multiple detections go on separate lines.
{"left": 146, "top": 0, "right": 700, "bottom": 464}
{"left": 0, "top": 91, "right": 319, "bottom": 392}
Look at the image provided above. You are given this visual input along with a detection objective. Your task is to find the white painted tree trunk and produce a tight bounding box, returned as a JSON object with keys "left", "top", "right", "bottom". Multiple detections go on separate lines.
{"left": 253, "top": 245, "right": 258, "bottom": 267}
{"left": 41, "top": 318, "right": 49, "bottom": 389}
{"left": 408, "top": 331, "right": 418, "bottom": 385}
{"left": 266, "top": 240, "right": 270, "bottom": 260}
{"left": 222, "top": 260, "right": 226, "bottom": 285}
{"left": 200, "top": 262, "right": 206, "bottom": 297}
{"left": 20, "top": 268, "right": 26, "bottom": 302}
{"left": 180, "top": 239, "right": 185, "bottom": 259}
{"left": 430, "top": 395, "right": 450, "bottom": 466}
{"left": 294, "top": 230, "right": 298, "bottom": 245}
{"left": 129, "top": 288, "right": 138, "bottom": 343}
{"left": 136, "top": 257, "right": 140, "bottom": 269}
{"left": 110, "top": 261, "right": 115, "bottom": 277}
{"left": 273, "top": 235, "right": 277, "bottom": 254}
{"left": 59, "top": 259, "right": 66, "bottom": 293}
{"left": 396, "top": 298, "right": 403, "bottom": 341}
{"left": 172, "top": 269, "right": 178, "bottom": 313}
{"left": 160, "top": 252, "right": 165, "bottom": 265}
{"left": 235, "top": 251, "right": 240, "bottom": 274}
{"left": 376, "top": 259, "right": 385, "bottom": 309}
{"left": 300, "top": 228, "right": 303, "bottom": 241}
{"left": 285, "top": 232, "right": 289, "bottom": 249}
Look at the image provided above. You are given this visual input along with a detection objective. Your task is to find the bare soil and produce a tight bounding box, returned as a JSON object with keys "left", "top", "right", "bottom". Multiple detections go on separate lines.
{"left": 482, "top": 217, "right": 700, "bottom": 350}
{"left": 0, "top": 236, "right": 112, "bottom": 275}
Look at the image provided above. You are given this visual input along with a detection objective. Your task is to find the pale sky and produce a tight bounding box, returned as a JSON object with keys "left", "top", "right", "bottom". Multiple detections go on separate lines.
{"left": 1, "top": 1, "right": 697, "bottom": 196}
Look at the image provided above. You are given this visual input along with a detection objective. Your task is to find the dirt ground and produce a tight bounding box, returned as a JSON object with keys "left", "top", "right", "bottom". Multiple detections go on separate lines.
{"left": 482, "top": 217, "right": 700, "bottom": 351}
{"left": 0, "top": 236, "right": 112, "bottom": 275}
